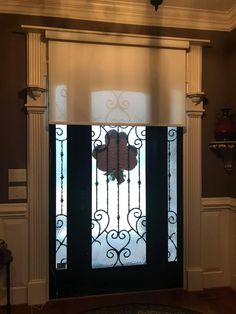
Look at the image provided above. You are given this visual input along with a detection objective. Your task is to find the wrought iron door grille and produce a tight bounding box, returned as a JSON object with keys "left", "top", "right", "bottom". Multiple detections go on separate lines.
{"left": 167, "top": 127, "right": 178, "bottom": 261}
{"left": 55, "top": 125, "right": 67, "bottom": 269}
{"left": 91, "top": 126, "right": 146, "bottom": 268}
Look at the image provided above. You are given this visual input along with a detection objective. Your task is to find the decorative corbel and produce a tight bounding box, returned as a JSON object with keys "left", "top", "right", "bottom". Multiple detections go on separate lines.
{"left": 187, "top": 92, "right": 205, "bottom": 105}
{"left": 27, "top": 86, "right": 47, "bottom": 100}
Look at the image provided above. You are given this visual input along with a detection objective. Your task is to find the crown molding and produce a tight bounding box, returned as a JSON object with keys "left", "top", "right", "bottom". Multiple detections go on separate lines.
{"left": 157, "top": 6, "right": 230, "bottom": 32}
{"left": 229, "top": 4, "right": 236, "bottom": 31}
{"left": 0, "top": 0, "right": 235, "bottom": 32}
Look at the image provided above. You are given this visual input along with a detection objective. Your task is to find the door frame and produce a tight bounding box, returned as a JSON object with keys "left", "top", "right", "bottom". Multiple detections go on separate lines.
{"left": 24, "top": 28, "right": 207, "bottom": 304}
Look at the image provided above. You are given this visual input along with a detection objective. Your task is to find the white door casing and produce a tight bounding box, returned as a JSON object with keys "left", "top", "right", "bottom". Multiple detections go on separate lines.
{"left": 25, "top": 29, "right": 205, "bottom": 304}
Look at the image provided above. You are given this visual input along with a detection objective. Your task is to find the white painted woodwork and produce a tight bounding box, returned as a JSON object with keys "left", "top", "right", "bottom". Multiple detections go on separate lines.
{"left": 186, "top": 46, "right": 203, "bottom": 95}
{"left": 26, "top": 29, "right": 206, "bottom": 302}
{"left": 184, "top": 45, "right": 204, "bottom": 291}
{"left": 0, "top": 203, "right": 28, "bottom": 305}
{"left": 26, "top": 110, "right": 49, "bottom": 305}
{"left": 201, "top": 198, "right": 236, "bottom": 290}
{"left": 26, "top": 34, "right": 49, "bottom": 305}
{"left": 45, "top": 29, "right": 190, "bottom": 49}
{"left": 27, "top": 33, "right": 41, "bottom": 88}
{"left": 184, "top": 112, "right": 204, "bottom": 290}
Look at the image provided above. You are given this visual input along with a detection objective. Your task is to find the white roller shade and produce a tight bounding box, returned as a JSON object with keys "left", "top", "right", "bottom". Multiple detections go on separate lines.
{"left": 48, "top": 40, "right": 186, "bottom": 126}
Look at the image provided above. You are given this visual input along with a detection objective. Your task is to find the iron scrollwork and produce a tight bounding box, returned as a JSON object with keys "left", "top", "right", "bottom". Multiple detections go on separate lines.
{"left": 167, "top": 128, "right": 178, "bottom": 261}
{"left": 91, "top": 126, "right": 146, "bottom": 268}
{"left": 55, "top": 126, "right": 67, "bottom": 269}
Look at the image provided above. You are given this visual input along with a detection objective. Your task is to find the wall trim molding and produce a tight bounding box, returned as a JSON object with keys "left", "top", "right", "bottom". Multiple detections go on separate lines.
{"left": 201, "top": 196, "right": 236, "bottom": 291}
{"left": 201, "top": 197, "right": 236, "bottom": 211}
{"left": 186, "top": 267, "right": 203, "bottom": 291}
{"left": 0, "top": 203, "right": 28, "bottom": 305}
{"left": 0, "top": 1, "right": 235, "bottom": 32}
{"left": 28, "top": 279, "right": 47, "bottom": 305}
{"left": 44, "top": 28, "right": 191, "bottom": 49}
{"left": 0, "top": 286, "right": 27, "bottom": 306}
{"left": 0, "top": 203, "right": 28, "bottom": 218}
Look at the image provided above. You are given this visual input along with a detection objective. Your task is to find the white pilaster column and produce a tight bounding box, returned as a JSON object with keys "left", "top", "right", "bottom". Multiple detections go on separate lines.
{"left": 25, "top": 33, "right": 48, "bottom": 305}
{"left": 184, "top": 45, "right": 205, "bottom": 291}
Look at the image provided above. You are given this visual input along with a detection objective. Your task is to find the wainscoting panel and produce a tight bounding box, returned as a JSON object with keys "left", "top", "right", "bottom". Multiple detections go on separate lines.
{"left": 201, "top": 198, "right": 236, "bottom": 289}
{"left": 230, "top": 208, "right": 236, "bottom": 290}
{"left": 202, "top": 211, "right": 222, "bottom": 270}
{"left": 0, "top": 199, "right": 235, "bottom": 305}
{"left": 0, "top": 203, "right": 28, "bottom": 305}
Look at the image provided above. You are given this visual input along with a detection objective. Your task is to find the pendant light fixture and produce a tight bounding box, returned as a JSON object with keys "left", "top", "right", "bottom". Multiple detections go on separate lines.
{"left": 150, "top": 0, "right": 163, "bottom": 11}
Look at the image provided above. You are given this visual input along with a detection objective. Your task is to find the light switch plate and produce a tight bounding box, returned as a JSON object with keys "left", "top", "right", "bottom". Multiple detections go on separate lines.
{"left": 8, "top": 186, "right": 27, "bottom": 200}
{"left": 8, "top": 169, "right": 27, "bottom": 182}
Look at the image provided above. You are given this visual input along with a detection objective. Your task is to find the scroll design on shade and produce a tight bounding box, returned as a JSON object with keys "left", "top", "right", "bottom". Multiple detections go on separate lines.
{"left": 104, "top": 92, "right": 132, "bottom": 123}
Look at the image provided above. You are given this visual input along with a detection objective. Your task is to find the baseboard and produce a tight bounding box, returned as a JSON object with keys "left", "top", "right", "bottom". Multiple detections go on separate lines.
{"left": 201, "top": 197, "right": 236, "bottom": 291}
{"left": 28, "top": 279, "right": 47, "bottom": 305}
{"left": 203, "top": 271, "right": 228, "bottom": 289}
{"left": 0, "top": 286, "right": 27, "bottom": 305}
{"left": 232, "top": 275, "right": 236, "bottom": 291}
{"left": 186, "top": 267, "right": 203, "bottom": 291}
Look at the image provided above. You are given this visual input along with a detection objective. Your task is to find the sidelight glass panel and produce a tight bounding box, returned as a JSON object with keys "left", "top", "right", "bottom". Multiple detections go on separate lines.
{"left": 92, "top": 126, "right": 146, "bottom": 268}
{"left": 55, "top": 125, "right": 68, "bottom": 269}
{"left": 167, "top": 127, "right": 178, "bottom": 262}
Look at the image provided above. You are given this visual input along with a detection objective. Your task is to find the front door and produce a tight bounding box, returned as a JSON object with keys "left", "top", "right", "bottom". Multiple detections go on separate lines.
{"left": 49, "top": 125, "right": 183, "bottom": 298}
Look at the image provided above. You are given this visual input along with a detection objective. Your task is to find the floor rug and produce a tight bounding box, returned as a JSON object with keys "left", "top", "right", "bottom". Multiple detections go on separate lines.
{"left": 83, "top": 304, "right": 202, "bottom": 314}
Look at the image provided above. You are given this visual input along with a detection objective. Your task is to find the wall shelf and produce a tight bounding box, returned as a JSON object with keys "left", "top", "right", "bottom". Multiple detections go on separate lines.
{"left": 209, "top": 141, "right": 236, "bottom": 173}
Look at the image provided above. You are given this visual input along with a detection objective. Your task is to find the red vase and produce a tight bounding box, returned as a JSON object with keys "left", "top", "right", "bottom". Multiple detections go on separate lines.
{"left": 214, "top": 108, "right": 236, "bottom": 141}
